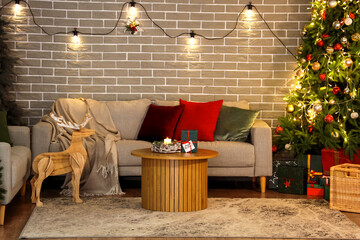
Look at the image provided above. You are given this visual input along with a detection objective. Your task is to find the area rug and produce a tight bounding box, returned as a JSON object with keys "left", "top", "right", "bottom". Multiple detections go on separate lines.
{"left": 20, "top": 197, "right": 360, "bottom": 239}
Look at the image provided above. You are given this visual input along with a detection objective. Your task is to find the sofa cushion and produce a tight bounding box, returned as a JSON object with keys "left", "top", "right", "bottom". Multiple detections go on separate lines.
{"left": 0, "top": 111, "right": 12, "bottom": 145}
{"left": 199, "top": 141, "right": 255, "bottom": 168}
{"left": 11, "top": 146, "right": 31, "bottom": 189}
{"left": 174, "top": 99, "right": 223, "bottom": 141}
{"left": 214, "top": 106, "right": 259, "bottom": 142}
{"left": 137, "top": 104, "right": 184, "bottom": 142}
{"left": 106, "top": 99, "right": 152, "bottom": 140}
{"left": 116, "top": 140, "right": 152, "bottom": 166}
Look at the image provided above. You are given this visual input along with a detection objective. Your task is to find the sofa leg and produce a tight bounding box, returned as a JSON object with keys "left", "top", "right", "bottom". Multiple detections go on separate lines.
{"left": 0, "top": 205, "right": 5, "bottom": 225}
{"left": 20, "top": 181, "right": 27, "bottom": 196}
{"left": 260, "top": 176, "right": 266, "bottom": 193}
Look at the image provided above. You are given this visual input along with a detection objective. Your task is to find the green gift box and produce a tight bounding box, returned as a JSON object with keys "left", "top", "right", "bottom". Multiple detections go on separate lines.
{"left": 324, "top": 185, "right": 330, "bottom": 201}
{"left": 181, "top": 130, "right": 198, "bottom": 153}
{"left": 307, "top": 183, "right": 325, "bottom": 197}
{"left": 298, "top": 154, "right": 323, "bottom": 183}
{"left": 278, "top": 165, "right": 307, "bottom": 195}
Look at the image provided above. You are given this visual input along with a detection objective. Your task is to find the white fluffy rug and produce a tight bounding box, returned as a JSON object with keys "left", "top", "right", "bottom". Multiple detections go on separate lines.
{"left": 20, "top": 197, "right": 360, "bottom": 239}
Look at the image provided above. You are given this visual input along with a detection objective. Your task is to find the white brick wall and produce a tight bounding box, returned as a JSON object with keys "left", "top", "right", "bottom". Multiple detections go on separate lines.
{"left": 0, "top": 0, "right": 310, "bottom": 126}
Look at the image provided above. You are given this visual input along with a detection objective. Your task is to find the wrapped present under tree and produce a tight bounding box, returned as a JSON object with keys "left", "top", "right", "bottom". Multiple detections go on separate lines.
{"left": 321, "top": 149, "right": 360, "bottom": 175}
{"left": 298, "top": 154, "right": 323, "bottom": 183}
{"left": 278, "top": 165, "right": 307, "bottom": 195}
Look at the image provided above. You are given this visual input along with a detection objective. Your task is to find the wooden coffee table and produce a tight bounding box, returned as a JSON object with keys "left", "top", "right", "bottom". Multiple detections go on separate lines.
{"left": 131, "top": 148, "right": 218, "bottom": 212}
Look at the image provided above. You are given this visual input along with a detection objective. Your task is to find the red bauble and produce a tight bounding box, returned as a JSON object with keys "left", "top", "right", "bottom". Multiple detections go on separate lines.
{"left": 275, "top": 126, "right": 283, "bottom": 134}
{"left": 306, "top": 54, "right": 312, "bottom": 61}
{"left": 332, "top": 86, "right": 341, "bottom": 94}
{"left": 334, "top": 43, "right": 342, "bottom": 51}
{"left": 309, "top": 125, "right": 314, "bottom": 133}
{"left": 317, "top": 40, "right": 324, "bottom": 47}
{"left": 322, "top": 33, "right": 330, "bottom": 39}
{"left": 324, "top": 114, "right": 334, "bottom": 124}
{"left": 272, "top": 146, "right": 277, "bottom": 153}
{"left": 350, "top": 12, "right": 355, "bottom": 19}
{"left": 321, "top": 10, "right": 326, "bottom": 20}
{"left": 319, "top": 73, "right": 327, "bottom": 81}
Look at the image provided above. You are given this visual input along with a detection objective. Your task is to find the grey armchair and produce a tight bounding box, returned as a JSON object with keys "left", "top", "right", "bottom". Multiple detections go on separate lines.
{"left": 0, "top": 126, "right": 31, "bottom": 225}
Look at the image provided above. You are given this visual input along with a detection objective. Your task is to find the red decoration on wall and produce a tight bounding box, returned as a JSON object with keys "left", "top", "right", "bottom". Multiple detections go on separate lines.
{"left": 324, "top": 114, "right": 334, "bottom": 123}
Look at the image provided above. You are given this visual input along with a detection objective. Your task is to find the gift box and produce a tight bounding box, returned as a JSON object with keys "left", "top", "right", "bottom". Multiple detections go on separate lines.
{"left": 181, "top": 130, "right": 198, "bottom": 153}
{"left": 269, "top": 160, "right": 297, "bottom": 190}
{"left": 321, "top": 149, "right": 360, "bottom": 175}
{"left": 324, "top": 185, "right": 330, "bottom": 201}
{"left": 298, "top": 154, "right": 323, "bottom": 183}
{"left": 278, "top": 165, "right": 307, "bottom": 195}
{"left": 307, "top": 183, "right": 325, "bottom": 197}
{"left": 319, "top": 175, "right": 330, "bottom": 186}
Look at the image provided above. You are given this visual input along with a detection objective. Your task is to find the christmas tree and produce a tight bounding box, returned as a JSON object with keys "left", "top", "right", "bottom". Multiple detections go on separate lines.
{"left": 0, "top": 19, "right": 23, "bottom": 125}
{"left": 276, "top": 0, "right": 360, "bottom": 158}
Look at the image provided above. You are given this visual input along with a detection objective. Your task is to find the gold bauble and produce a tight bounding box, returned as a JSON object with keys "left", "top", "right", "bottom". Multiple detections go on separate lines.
{"left": 331, "top": 131, "right": 340, "bottom": 139}
{"left": 314, "top": 103, "right": 323, "bottom": 112}
{"left": 345, "top": 58, "right": 353, "bottom": 67}
{"left": 300, "top": 58, "right": 307, "bottom": 64}
{"left": 312, "top": 61, "right": 321, "bottom": 71}
{"left": 333, "top": 21, "right": 341, "bottom": 30}
{"left": 286, "top": 104, "right": 295, "bottom": 113}
{"left": 351, "top": 33, "right": 360, "bottom": 42}
{"left": 326, "top": 46, "right": 334, "bottom": 54}
{"left": 344, "top": 17, "right": 353, "bottom": 26}
{"left": 328, "top": 0, "right": 337, "bottom": 8}
{"left": 329, "top": 99, "right": 336, "bottom": 105}
{"left": 297, "top": 45, "right": 304, "bottom": 54}
{"left": 340, "top": 36, "right": 348, "bottom": 45}
{"left": 351, "top": 112, "right": 359, "bottom": 119}
{"left": 296, "top": 69, "right": 305, "bottom": 78}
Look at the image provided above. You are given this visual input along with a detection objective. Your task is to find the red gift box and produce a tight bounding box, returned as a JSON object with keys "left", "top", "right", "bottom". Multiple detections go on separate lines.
{"left": 321, "top": 149, "right": 360, "bottom": 175}
{"left": 307, "top": 183, "right": 324, "bottom": 197}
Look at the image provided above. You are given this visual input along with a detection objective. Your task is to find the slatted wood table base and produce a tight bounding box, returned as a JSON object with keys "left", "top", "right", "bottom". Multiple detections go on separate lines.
{"left": 131, "top": 148, "right": 218, "bottom": 212}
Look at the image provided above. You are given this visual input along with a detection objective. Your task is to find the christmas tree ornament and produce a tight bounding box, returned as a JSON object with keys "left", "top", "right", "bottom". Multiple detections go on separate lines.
{"left": 322, "top": 33, "right": 330, "bottom": 39}
{"left": 296, "top": 69, "right": 305, "bottom": 77}
{"left": 333, "top": 43, "right": 342, "bottom": 51}
{"left": 328, "top": 0, "right": 337, "bottom": 8}
{"left": 340, "top": 36, "right": 348, "bottom": 45}
{"left": 306, "top": 54, "right": 312, "bottom": 61}
{"left": 332, "top": 86, "right": 341, "bottom": 94}
{"left": 344, "top": 17, "right": 353, "bottom": 25}
{"left": 272, "top": 146, "right": 277, "bottom": 152}
{"left": 297, "top": 45, "right": 304, "bottom": 54}
{"left": 324, "top": 114, "right": 334, "bottom": 123}
{"left": 275, "top": 126, "right": 283, "bottom": 134}
{"left": 329, "top": 99, "right": 336, "bottom": 105}
{"left": 333, "top": 21, "right": 341, "bottom": 29}
{"left": 321, "top": 10, "right": 326, "bottom": 20}
{"left": 301, "top": 29, "right": 307, "bottom": 37}
{"left": 326, "top": 46, "right": 334, "bottom": 54}
{"left": 351, "top": 33, "right": 360, "bottom": 41}
{"left": 309, "top": 125, "right": 314, "bottom": 133}
{"left": 345, "top": 58, "right": 353, "bottom": 67}
{"left": 285, "top": 143, "right": 292, "bottom": 150}
{"left": 344, "top": 87, "right": 350, "bottom": 94}
{"left": 314, "top": 103, "right": 323, "bottom": 112}
{"left": 312, "top": 61, "right": 320, "bottom": 71}
{"left": 317, "top": 39, "right": 324, "bottom": 47}
{"left": 319, "top": 73, "right": 327, "bottom": 81}
{"left": 286, "top": 104, "right": 295, "bottom": 113}
{"left": 349, "top": 12, "right": 355, "bottom": 19}
{"left": 331, "top": 131, "right": 340, "bottom": 139}
{"left": 351, "top": 112, "right": 359, "bottom": 119}
{"left": 300, "top": 58, "right": 307, "bottom": 64}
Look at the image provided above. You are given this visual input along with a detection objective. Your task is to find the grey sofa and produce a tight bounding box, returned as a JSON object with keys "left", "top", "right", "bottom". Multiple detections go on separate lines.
{"left": 0, "top": 126, "right": 31, "bottom": 225}
{"left": 32, "top": 98, "right": 272, "bottom": 192}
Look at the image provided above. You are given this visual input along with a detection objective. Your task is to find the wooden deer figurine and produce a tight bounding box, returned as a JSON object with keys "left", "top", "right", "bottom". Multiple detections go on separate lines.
{"left": 30, "top": 113, "right": 95, "bottom": 207}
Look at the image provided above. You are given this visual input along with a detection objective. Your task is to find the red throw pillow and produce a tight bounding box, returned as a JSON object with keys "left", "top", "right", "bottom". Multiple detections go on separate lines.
{"left": 137, "top": 104, "right": 184, "bottom": 142}
{"left": 174, "top": 99, "right": 223, "bottom": 141}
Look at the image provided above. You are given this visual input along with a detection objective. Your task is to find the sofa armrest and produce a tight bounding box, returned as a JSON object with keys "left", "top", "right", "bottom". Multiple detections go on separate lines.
{"left": 250, "top": 120, "right": 272, "bottom": 177}
{"left": 32, "top": 122, "right": 52, "bottom": 160}
{"left": 8, "top": 126, "right": 30, "bottom": 148}
{"left": 0, "top": 142, "right": 12, "bottom": 199}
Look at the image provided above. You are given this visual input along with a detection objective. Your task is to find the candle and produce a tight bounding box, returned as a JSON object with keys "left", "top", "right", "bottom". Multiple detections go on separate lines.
{"left": 164, "top": 137, "right": 171, "bottom": 145}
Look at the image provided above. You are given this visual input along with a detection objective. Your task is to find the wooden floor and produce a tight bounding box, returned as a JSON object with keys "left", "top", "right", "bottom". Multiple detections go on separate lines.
{"left": 1, "top": 177, "right": 359, "bottom": 240}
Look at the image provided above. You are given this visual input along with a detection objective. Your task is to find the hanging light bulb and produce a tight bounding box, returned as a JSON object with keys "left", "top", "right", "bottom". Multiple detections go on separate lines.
{"left": 246, "top": 2, "right": 253, "bottom": 17}
{"left": 189, "top": 30, "right": 196, "bottom": 45}
{"left": 129, "top": 0, "right": 137, "bottom": 20}
{"left": 72, "top": 28, "right": 79, "bottom": 44}
{"left": 14, "top": 0, "right": 21, "bottom": 16}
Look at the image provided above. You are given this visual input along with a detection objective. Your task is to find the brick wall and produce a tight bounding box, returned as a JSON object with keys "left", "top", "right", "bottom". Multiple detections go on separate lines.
{"left": 0, "top": 0, "right": 310, "bottom": 126}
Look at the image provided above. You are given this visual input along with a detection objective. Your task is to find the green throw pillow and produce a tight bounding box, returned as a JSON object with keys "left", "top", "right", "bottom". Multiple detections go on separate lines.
{"left": 214, "top": 106, "right": 259, "bottom": 142}
{"left": 0, "top": 111, "right": 12, "bottom": 145}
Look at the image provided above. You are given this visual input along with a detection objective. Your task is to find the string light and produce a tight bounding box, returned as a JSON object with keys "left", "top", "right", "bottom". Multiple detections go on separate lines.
{"left": 14, "top": 0, "right": 20, "bottom": 16}
{"left": 72, "top": 28, "right": 79, "bottom": 44}
{"left": 246, "top": 2, "right": 253, "bottom": 17}
{"left": 189, "top": 30, "right": 195, "bottom": 45}
{"left": 0, "top": 0, "right": 296, "bottom": 58}
{"left": 129, "top": 0, "right": 137, "bottom": 20}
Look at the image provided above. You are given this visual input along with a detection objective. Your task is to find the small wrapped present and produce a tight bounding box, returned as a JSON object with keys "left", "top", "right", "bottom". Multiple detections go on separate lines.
{"left": 298, "top": 154, "right": 323, "bottom": 183}
{"left": 324, "top": 185, "right": 330, "bottom": 201}
{"left": 269, "top": 160, "right": 297, "bottom": 190}
{"left": 319, "top": 175, "right": 330, "bottom": 186}
{"left": 278, "top": 165, "right": 307, "bottom": 195}
{"left": 321, "top": 148, "right": 360, "bottom": 175}
{"left": 181, "top": 130, "right": 198, "bottom": 153}
{"left": 307, "top": 183, "right": 325, "bottom": 197}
